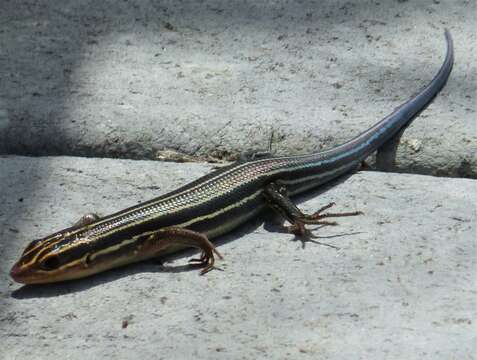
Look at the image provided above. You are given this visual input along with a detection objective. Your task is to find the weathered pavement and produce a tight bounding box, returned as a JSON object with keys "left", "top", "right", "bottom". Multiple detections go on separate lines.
{"left": 1, "top": 0, "right": 476, "bottom": 359}
{"left": 0, "top": 0, "right": 476, "bottom": 176}
{"left": 1, "top": 156, "right": 475, "bottom": 359}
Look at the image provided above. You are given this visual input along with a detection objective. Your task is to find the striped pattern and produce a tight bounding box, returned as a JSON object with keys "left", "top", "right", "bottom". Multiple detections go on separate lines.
{"left": 10, "top": 31, "right": 454, "bottom": 284}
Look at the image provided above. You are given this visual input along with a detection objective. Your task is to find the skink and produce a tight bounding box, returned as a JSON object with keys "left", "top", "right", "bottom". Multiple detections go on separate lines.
{"left": 10, "top": 31, "right": 453, "bottom": 284}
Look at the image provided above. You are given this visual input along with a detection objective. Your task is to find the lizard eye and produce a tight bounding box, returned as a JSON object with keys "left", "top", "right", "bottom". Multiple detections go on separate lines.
{"left": 40, "top": 256, "right": 61, "bottom": 271}
{"left": 84, "top": 253, "right": 92, "bottom": 266}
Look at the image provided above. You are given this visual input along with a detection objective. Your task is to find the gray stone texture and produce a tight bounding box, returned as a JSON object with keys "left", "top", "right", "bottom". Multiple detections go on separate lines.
{"left": 0, "top": 0, "right": 476, "bottom": 176}
{"left": 1, "top": 156, "right": 476, "bottom": 359}
{"left": 1, "top": 0, "right": 476, "bottom": 359}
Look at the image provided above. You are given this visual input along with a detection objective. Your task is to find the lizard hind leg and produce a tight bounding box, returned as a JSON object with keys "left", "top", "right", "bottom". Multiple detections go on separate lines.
{"left": 263, "top": 182, "right": 363, "bottom": 247}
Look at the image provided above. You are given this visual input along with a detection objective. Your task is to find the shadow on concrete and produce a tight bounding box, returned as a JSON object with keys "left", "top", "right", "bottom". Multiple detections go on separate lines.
{"left": 0, "top": 0, "right": 453, "bottom": 158}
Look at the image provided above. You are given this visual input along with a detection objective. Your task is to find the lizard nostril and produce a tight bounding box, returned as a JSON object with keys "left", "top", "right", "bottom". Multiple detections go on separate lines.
{"left": 10, "top": 263, "right": 23, "bottom": 282}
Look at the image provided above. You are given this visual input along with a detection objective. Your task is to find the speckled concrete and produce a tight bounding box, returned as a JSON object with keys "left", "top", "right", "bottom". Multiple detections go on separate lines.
{"left": 1, "top": 156, "right": 475, "bottom": 359}
{"left": 0, "top": 1, "right": 475, "bottom": 359}
{"left": 0, "top": 0, "right": 476, "bottom": 177}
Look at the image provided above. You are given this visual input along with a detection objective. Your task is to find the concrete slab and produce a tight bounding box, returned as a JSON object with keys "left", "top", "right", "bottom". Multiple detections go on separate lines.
{"left": 1, "top": 156, "right": 475, "bottom": 359}
{"left": 0, "top": 0, "right": 475, "bottom": 177}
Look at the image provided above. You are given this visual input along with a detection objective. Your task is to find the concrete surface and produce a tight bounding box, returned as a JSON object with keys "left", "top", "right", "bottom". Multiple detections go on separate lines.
{"left": 1, "top": 156, "right": 475, "bottom": 359}
{"left": 0, "top": 0, "right": 476, "bottom": 177}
